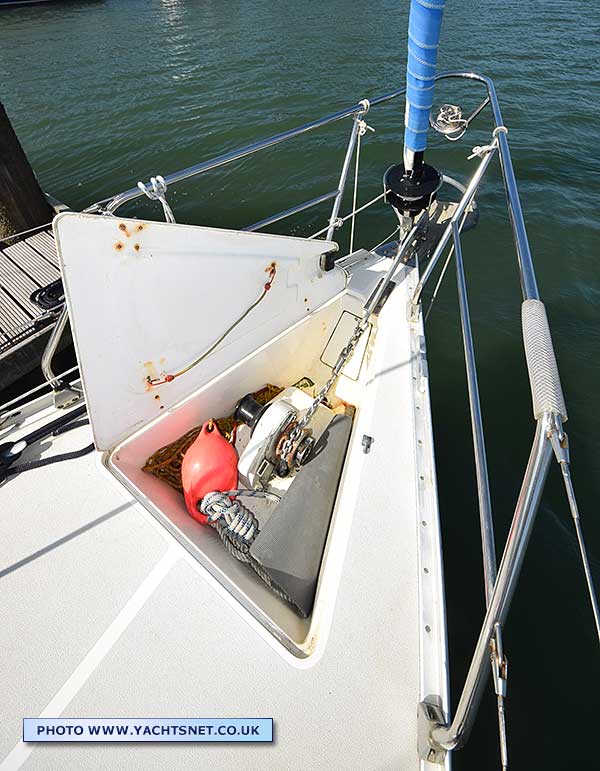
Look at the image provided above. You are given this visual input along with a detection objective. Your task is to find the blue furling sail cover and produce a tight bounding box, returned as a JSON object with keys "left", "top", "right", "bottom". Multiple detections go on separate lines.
{"left": 404, "top": 0, "right": 446, "bottom": 154}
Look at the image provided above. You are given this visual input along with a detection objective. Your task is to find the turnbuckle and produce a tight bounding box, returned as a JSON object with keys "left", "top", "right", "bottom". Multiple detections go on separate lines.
{"left": 490, "top": 623, "right": 509, "bottom": 771}
{"left": 490, "top": 624, "right": 508, "bottom": 698}
{"left": 548, "top": 415, "right": 600, "bottom": 643}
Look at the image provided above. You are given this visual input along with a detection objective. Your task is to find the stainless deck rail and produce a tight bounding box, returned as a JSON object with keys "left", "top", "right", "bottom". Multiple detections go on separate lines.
{"left": 45, "top": 86, "right": 398, "bottom": 403}
{"left": 412, "top": 73, "right": 598, "bottom": 768}
{"left": 50, "top": 72, "right": 597, "bottom": 766}
{"left": 84, "top": 88, "right": 403, "bottom": 228}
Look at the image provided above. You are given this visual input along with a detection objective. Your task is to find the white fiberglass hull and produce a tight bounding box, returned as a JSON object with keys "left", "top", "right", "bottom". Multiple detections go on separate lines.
{"left": 0, "top": 238, "right": 448, "bottom": 769}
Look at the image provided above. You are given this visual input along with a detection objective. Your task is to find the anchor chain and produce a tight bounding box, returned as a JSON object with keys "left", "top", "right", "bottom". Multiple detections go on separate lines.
{"left": 279, "top": 222, "right": 422, "bottom": 466}
{"left": 279, "top": 316, "right": 367, "bottom": 463}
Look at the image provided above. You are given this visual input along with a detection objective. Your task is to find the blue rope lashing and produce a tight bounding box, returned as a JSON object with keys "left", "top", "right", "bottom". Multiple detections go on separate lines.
{"left": 404, "top": 0, "right": 447, "bottom": 154}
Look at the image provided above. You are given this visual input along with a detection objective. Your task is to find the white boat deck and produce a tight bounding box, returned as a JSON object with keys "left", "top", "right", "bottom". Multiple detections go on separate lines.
{"left": 0, "top": 259, "right": 447, "bottom": 770}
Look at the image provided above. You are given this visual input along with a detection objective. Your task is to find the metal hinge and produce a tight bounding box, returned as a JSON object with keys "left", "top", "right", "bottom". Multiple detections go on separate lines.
{"left": 417, "top": 700, "right": 447, "bottom": 765}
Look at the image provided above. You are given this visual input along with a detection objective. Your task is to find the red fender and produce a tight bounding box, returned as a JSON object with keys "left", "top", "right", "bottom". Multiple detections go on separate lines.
{"left": 181, "top": 421, "right": 238, "bottom": 524}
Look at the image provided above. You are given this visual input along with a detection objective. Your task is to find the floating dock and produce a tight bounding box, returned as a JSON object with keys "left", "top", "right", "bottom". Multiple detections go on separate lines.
{"left": 0, "top": 226, "right": 63, "bottom": 389}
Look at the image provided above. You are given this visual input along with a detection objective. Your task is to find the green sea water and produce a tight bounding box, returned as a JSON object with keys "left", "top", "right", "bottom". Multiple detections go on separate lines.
{"left": 1, "top": 1, "right": 599, "bottom": 768}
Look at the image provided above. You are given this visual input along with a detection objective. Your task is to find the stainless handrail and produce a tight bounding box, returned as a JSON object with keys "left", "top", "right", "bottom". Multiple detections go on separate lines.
{"left": 84, "top": 72, "right": 538, "bottom": 293}
{"left": 436, "top": 71, "right": 540, "bottom": 302}
{"left": 414, "top": 73, "right": 582, "bottom": 763}
{"left": 85, "top": 86, "right": 406, "bottom": 217}
{"left": 410, "top": 139, "right": 497, "bottom": 311}
{"left": 326, "top": 110, "right": 366, "bottom": 241}
{"left": 40, "top": 305, "right": 84, "bottom": 408}
{"left": 452, "top": 217, "right": 507, "bottom": 767}
{"left": 432, "top": 414, "right": 554, "bottom": 750}
{"left": 41, "top": 305, "right": 68, "bottom": 389}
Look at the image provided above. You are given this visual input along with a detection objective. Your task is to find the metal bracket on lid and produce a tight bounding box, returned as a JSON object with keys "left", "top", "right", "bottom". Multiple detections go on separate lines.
{"left": 52, "top": 384, "right": 83, "bottom": 410}
{"left": 418, "top": 700, "right": 447, "bottom": 765}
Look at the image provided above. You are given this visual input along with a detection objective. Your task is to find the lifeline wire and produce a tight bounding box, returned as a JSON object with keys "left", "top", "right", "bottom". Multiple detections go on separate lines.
{"left": 549, "top": 424, "right": 600, "bottom": 644}
{"left": 424, "top": 181, "right": 479, "bottom": 322}
{"left": 369, "top": 225, "right": 401, "bottom": 254}
{"left": 349, "top": 117, "right": 374, "bottom": 254}
{"left": 309, "top": 191, "right": 386, "bottom": 241}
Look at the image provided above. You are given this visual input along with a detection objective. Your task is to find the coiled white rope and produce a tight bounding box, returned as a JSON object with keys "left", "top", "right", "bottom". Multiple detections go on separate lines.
{"left": 200, "top": 490, "right": 262, "bottom": 545}
{"left": 199, "top": 489, "right": 280, "bottom": 547}
{"left": 199, "top": 489, "right": 302, "bottom": 611}
{"left": 430, "top": 103, "right": 468, "bottom": 142}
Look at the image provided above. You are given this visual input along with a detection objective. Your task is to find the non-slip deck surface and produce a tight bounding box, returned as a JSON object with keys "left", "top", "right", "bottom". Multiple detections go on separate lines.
{"left": 0, "top": 228, "right": 60, "bottom": 346}
{"left": 0, "top": 259, "right": 447, "bottom": 771}
{"left": 0, "top": 365, "right": 423, "bottom": 770}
